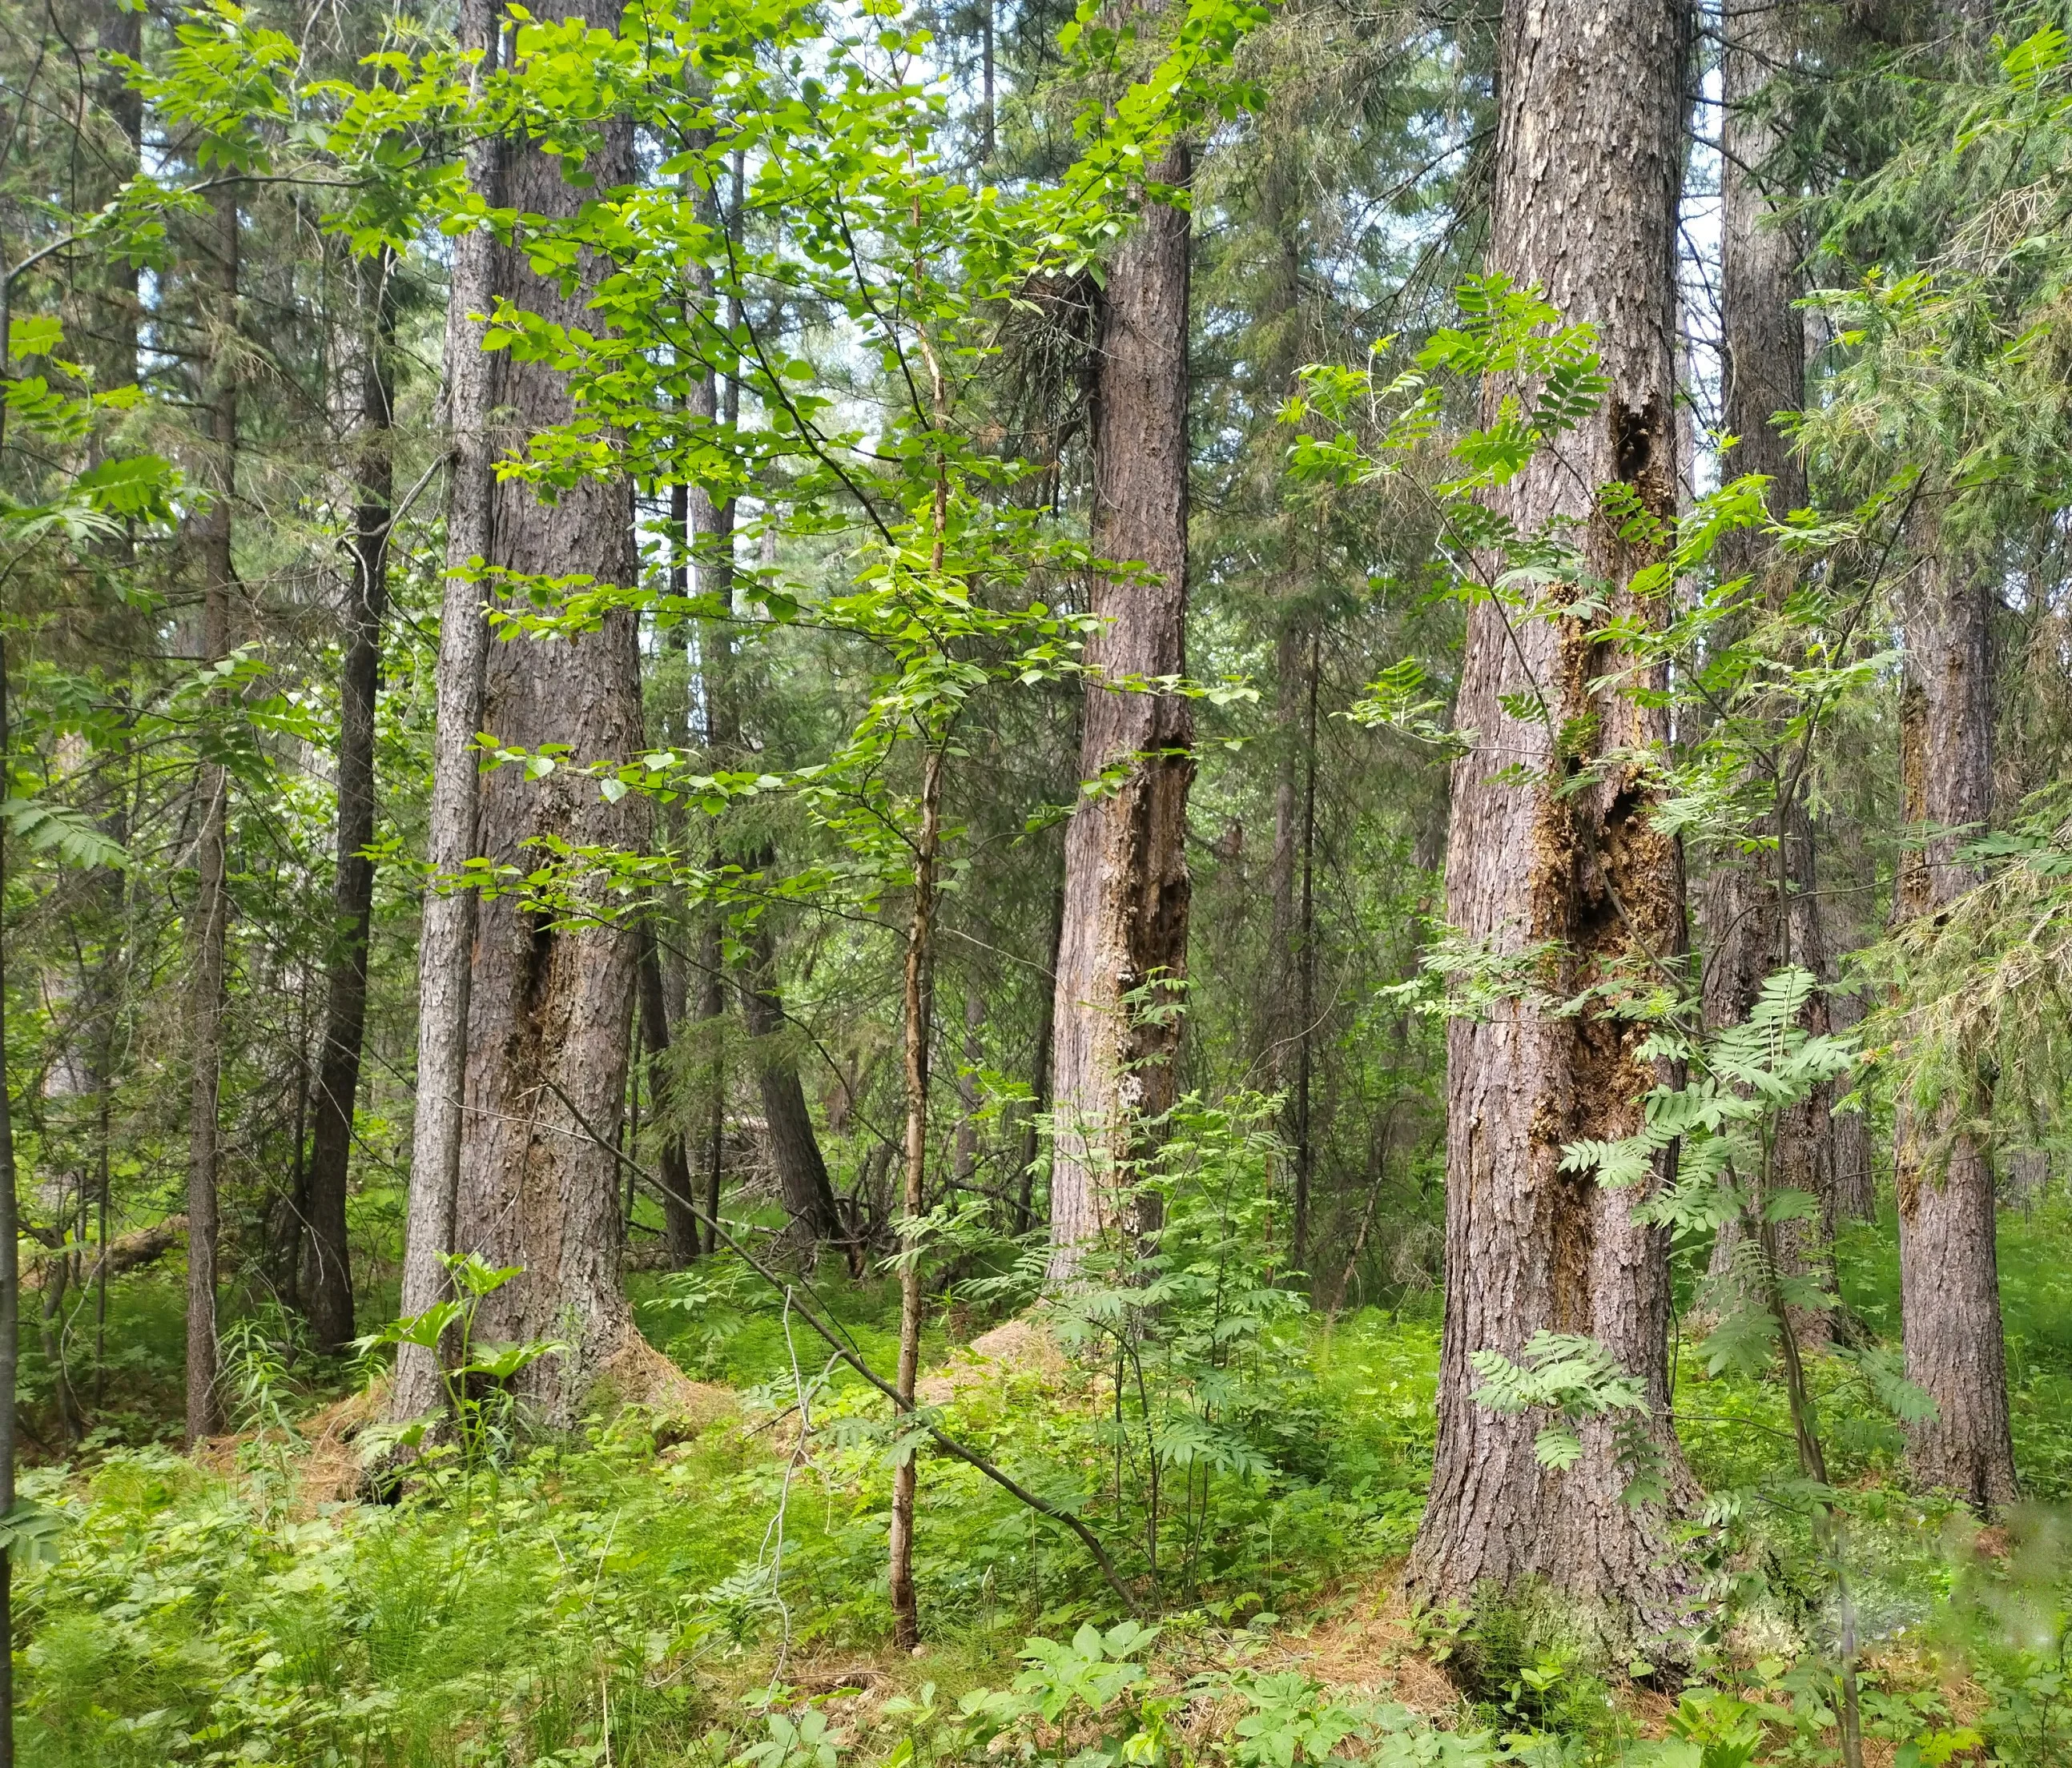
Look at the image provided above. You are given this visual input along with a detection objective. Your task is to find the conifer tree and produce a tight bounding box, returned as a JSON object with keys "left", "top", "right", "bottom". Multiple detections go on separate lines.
{"left": 1410, "top": 0, "right": 1695, "bottom": 1645}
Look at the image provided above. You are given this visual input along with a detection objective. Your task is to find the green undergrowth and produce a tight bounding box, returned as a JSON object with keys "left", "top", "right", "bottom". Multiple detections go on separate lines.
{"left": 16, "top": 1206, "right": 2072, "bottom": 1765}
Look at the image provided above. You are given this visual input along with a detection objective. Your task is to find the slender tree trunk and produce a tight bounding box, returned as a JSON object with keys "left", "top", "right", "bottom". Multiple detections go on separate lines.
{"left": 1291, "top": 632, "right": 1319, "bottom": 1274}
{"left": 890, "top": 746, "right": 943, "bottom": 1652}
{"left": 38, "top": 1191, "right": 81, "bottom": 1445}
{"left": 1704, "top": 0, "right": 1837, "bottom": 1320}
{"left": 392, "top": 0, "right": 507, "bottom": 1420}
{"left": 1894, "top": 533, "right": 2016, "bottom": 1511}
{"left": 699, "top": 918, "right": 727, "bottom": 1256}
{"left": 0, "top": 644, "right": 20, "bottom": 1768}
{"left": 739, "top": 919, "right": 843, "bottom": 1247}
{"left": 185, "top": 182, "right": 239, "bottom": 1447}
{"left": 1017, "top": 884, "right": 1064, "bottom": 1235}
{"left": 1259, "top": 143, "right": 1306, "bottom": 1094}
{"left": 304, "top": 254, "right": 396, "bottom": 1354}
{"left": 980, "top": 0, "right": 996, "bottom": 164}
{"left": 1266, "top": 621, "right": 1302, "bottom": 1076}
{"left": 955, "top": 990, "right": 984, "bottom": 1187}
{"left": 1048, "top": 123, "right": 1194, "bottom": 1280}
{"left": 453, "top": 0, "right": 646, "bottom": 1420}
{"left": 638, "top": 925, "right": 700, "bottom": 1263}
{"left": 1827, "top": 973, "right": 1876, "bottom": 1220}
{"left": 1409, "top": 0, "right": 1695, "bottom": 1649}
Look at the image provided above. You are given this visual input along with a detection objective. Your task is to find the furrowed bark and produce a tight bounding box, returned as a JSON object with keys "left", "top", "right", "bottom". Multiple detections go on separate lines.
{"left": 1048, "top": 125, "right": 1194, "bottom": 1281}
{"left": 392, "top": 0, "right": 503, "bottom": 1422}
{"left": 304, "top": 252, "right": 396, "bottom": 1354}
{"left": 1408, "top": 0, "right": 1696, "bottom": 1653}
{"left": 1893, "top": 532, "right": 2017, "bottom": 1512}
{"left": 453, "top": 0, "right": 646, "bottom": 1420}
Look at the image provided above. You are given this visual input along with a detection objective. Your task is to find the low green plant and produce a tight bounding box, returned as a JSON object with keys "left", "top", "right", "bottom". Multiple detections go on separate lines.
{"left": 356, "top": 1252, "right": 565, "bottom": 1484}
{"left": 960, "top": 1620, "right": 1177, "bottom": 1766}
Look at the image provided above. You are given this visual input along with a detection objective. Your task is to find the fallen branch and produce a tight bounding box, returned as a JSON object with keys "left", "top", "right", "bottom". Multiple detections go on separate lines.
{"left": 22, "top": 1215, "right": 187, "bottom": 1292}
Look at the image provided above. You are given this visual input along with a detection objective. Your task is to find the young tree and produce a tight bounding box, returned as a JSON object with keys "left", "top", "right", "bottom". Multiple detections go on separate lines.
{"left": 304, "top": 255, "right": 396, "bottom": 1354}
{"left": 184, "top": 182, "right": 239, "bottom": 1445}
{"left": 1408, "top": 0, "right": 1695, "bottom": 1645}
{"left": 1702, "top": 0, "right": 1840, "bottom": 1317}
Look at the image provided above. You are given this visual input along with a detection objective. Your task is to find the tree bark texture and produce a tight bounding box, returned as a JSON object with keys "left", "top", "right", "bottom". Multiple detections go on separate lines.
{"left": 1702, "top": 0, "right": 1837, "bottom": 1316}
{"left": 1826, "top": 974, "right": 1876, "bottom": 1221}
{"left": 1048, "top": 135, "right": 1194, "bottom": 1281}
{"left": 890, "top": 748, "right": 943, "bottom": 1652}
{"left": 1720, "top": 0, "right": 1807, "bottom": 525}
{"left": 304, "top": 256, "right": 395, "bottom": 1354}
{"left": 1408, "top": 0, "right": 1695, "bottom": 1649}
{"left": 453, "top": 18, "right": 647, "bottom": 1419}
{"left": 739, "top": 920, "right": 844, "bottom": 1248}
{"left": 185, "top": 182, "right": 239, "bottom": 1446}
{"left": 1894, "top": 535, "right": 2017, "bottom": 1511}
{"left": 638, "top": 924, "right": 701, "bottom": 1264}
{"left": 392, "top": 0, "right": 503, "bottom": 1421}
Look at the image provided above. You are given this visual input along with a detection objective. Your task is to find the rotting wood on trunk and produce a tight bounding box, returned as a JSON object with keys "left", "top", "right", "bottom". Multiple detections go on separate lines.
{"left": 1408, "top": 0, "right": 1697, "bottom": 1654}
{"left": 449, "top": 0, "right": 649, "bottom": 1423}
{"left": 1048, "top": 119, "right": 1194, "bottom": 1281}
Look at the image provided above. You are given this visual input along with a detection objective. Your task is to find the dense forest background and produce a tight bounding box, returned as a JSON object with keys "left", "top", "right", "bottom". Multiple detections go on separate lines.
{"left": 2, "top": 0, "right": 2072, "bottom": 1761}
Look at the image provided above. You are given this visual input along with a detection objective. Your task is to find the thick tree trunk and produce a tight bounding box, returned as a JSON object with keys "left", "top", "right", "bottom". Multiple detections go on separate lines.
{"left": 1720, "top": 0, "right": 1807, "bottom": 525}
{"left": 453, "top": 10, "right": 646, "bottom": 1419}
{"left": 739, "top": 920, "right": 844, "bottom": 1247}
{"left": 304, "top": 256, "right": 395, "bottom": 1354}
{"left": 392, "top": 0, "right": 503, "bottom": 1422}
{"left": 1894, "top": 537, "right": 2017, "bottom": 1511}
{"left": 1048, "top": 131, "right": 1193, "bottom": 1280}
{"left": 185, "top": 182, "right": 239, "bottom": 1447}
{"left": 1408, "top": 0, "right": 1695, "bottom": 1650}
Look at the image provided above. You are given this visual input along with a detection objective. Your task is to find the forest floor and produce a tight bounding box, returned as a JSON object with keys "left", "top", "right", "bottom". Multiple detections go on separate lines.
{"left": 11, "top": 1204, "right": 2072, "bottom": 1766}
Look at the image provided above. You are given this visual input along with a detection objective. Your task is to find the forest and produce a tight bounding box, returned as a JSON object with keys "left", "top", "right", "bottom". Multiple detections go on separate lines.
{"left": 0, "top": 0, "right": 2070, "bottom": 1759}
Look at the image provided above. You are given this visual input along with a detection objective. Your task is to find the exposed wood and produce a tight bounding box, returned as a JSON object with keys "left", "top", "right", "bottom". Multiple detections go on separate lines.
{"left": 1409, "top": 0, "right": 1696, "bottom": 1649}
{"left": 451, "top": 0, "right": 647, "bottom": 1421}
{"left": 1048, "top": 114, "right": 1194, "bottom": 1280}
